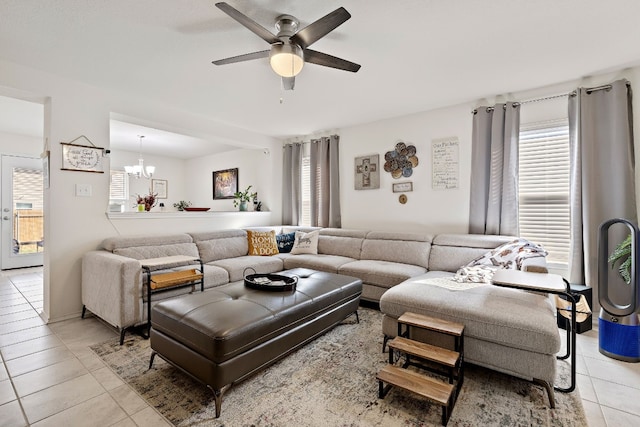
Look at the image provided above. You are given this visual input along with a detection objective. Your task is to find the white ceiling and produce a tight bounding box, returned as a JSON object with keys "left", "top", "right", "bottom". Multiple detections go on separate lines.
{"left": 2, "top": 0, "right": 640, "bottom": 156}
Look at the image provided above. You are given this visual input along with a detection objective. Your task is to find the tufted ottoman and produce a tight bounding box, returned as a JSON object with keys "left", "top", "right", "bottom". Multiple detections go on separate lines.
{"left": 149, "top": 268, "right": 362, "bottom": 417}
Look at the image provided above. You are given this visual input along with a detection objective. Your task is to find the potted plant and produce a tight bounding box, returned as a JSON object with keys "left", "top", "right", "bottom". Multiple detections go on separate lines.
{"left": 133, "top": 191, "right": 157, "bottom": 212}
{"left": 173, "top": 200, "right": 192, "bottom": 211}
{"left": 233, "top": 185, "right": 257, "bottom": 211}
{"left": 609, "top": 234, "right": 632, "bottom": 284}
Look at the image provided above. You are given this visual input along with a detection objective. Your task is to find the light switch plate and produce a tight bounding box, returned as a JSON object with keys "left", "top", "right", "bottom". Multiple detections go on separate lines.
{"left": 75, "top": 184, "right": 92, "bottom": 197}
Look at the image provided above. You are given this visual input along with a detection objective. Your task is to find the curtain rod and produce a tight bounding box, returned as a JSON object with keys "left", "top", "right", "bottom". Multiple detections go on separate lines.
{"left": 472, "top": 80, "right": 630, "bottom": 114}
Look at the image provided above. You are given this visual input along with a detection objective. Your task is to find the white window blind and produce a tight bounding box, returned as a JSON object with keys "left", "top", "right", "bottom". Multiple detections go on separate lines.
{"left": 518, "top": 121, "right": 570, "bottom": 265}
{"left": 301, "top": 156, "right": 311, "bottom": 226}
{"left": 109, "top": 170, "right": 128, "bottom": 201}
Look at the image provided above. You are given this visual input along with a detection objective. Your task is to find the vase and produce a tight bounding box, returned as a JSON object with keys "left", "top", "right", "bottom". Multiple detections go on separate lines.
{"left": 239, "top": 201, "right": 248, "bottom": 211}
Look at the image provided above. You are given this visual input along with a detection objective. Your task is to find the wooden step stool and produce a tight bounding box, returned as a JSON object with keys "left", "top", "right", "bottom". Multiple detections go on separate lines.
{"left": 376, "top": 312, "right": 464, "bottom": 426}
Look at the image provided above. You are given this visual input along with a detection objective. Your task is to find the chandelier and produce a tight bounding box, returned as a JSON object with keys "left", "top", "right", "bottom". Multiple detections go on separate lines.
{"left": 124, "top": 135, "right": 155, "bottom": 179}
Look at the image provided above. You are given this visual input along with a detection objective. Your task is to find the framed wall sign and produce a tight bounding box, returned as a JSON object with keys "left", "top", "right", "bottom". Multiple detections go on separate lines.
{"left": 60, "top": 143, "right": 105, "bottom": 173}
{"left": 392, "top": 181, "right": 413, "bottom": 193}
{"left": 152, "top": 179, "right": 168, "bottom": 199}
{"left": 213, "top": 168, "right": 239, "bottom": 199}
{"left": 354, "top": 154, "right": 380, "bottom": 190}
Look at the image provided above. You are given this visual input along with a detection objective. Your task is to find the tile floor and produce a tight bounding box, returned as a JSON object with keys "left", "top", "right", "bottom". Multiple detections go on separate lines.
{"left": 1, "top": 268, "right": 639, "bottom": 426}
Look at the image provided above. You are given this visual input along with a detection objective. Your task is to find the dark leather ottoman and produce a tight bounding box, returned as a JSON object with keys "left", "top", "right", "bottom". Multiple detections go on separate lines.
{"left": 149, "top": 268, "right": 362, "bottom": 417}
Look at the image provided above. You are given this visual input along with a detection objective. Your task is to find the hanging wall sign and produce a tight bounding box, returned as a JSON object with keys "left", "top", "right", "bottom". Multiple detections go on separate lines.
{"left": 61, "top": 142, "right": 105, "bottom": 173}
{"left": 432, "top": 137, "right": 459, "bottom": 190}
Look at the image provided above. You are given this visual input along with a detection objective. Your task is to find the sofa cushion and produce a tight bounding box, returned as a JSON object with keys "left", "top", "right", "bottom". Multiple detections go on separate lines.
{"left": 209, "top": 255, "right": 284, "bottom": 282}
{"left": 361, "top": 231, "right": 432, "bottom": 269}
{"left": 246, "top": 230, "right": 279, "bottom": 256}
{"left": 191, "top": 230, "right": 248, "bottom": 263}
{"left": 317, "top": 228, "right": 367, "bottom": 259}
{"left": 201, "top": 265, "right": 231, "bottom": 288}
{"left": 428, "top": 234, "right": 516, "bottom": 273}
{"left": 290, "top": 230, "right": 319, "bottom": 255}
{"left": 338, "top": 260, "right": 427, "bottom": 288}
{"left": 283, "top": 254, "right": 356, "bottom": 273}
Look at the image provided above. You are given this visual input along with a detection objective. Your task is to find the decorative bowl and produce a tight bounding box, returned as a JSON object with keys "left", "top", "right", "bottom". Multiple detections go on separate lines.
{"left": 183, "top": 207, "right": 210, "bottom": 212}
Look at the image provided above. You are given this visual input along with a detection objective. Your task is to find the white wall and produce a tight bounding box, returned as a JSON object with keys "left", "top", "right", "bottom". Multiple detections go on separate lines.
{"left": 0, "top": 132, "right": 42, "bottom": 156}
{"left": 339, "top": 103, "right": 474, "bottom": 233}
{"left": 110, "top": 150, "right": 187, "bottom": 212}
{"left": 185, "top": 146, "right": 281, "bottom": 217}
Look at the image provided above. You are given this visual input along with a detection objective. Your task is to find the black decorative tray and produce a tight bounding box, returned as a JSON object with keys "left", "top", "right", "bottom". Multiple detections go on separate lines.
{"left": 243, "top": 268, "right": 297, "bottom": 292}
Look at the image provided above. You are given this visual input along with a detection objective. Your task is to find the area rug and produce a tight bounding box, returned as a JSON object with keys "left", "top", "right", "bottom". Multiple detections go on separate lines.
{"left": 91, "top": 308, "right": 586, "bottom": 426}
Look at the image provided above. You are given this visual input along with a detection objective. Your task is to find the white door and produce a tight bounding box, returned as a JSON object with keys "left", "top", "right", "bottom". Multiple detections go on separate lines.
{"left": 1, "top": 155, "right": 44, "bottom": 269}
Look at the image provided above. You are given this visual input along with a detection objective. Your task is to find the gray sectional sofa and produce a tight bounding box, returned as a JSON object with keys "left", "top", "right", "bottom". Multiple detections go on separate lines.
{"left": 81, "top": 227, "right": 517, "bottom": 335}
{"left": 81, "top": 227, "right": 560, "bottom": 402}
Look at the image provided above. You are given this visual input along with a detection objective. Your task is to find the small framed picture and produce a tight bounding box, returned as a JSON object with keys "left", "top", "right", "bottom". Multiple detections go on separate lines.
{"left": 392, "top": 181, "right": 413, "bottom": 193}
{"left": 213, "top": 168, "right": 239, "bottom": 199}
{"left": 152, "top": 179, "right": 168, "bottom": 199}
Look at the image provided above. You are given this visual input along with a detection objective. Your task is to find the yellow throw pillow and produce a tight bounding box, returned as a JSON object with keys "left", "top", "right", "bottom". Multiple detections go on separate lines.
{"left": 247, "top": 230, "right": 279, "bottom": 256}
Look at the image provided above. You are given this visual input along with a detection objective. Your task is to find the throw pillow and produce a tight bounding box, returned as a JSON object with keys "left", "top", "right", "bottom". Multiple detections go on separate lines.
{"left": 290, "top": 230, "right": 320, "bottom": 255}
{"left": 276, "top": 232, "right": 296, "bottom": 253}
{"left": 247, "top": 230, "right": 279, "bottom": 256}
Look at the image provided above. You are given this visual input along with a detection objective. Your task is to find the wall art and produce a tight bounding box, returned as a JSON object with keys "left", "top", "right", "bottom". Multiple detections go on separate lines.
{"left": 152, "top": 179, "right": 168, "bottom": 199}
{"left": 213, "top": 167, "right": 238, "bottom": 199}
{"left": 432, "top": 137, "right": 459, "bottom": 190}
{"left": 383, "top": 141, "right": 418, "bottom": 179}
{"left": 61, "top": 142, "right": 105, "bottom": 173}
{"left": 354, "top": 154, "right": 380, "bottom": 190}
{"left": 392, "top": 181, "right": 413, "bottom": 193}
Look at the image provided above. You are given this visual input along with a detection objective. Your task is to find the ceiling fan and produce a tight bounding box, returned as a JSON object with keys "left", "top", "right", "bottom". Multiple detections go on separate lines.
{"left": 212, "top": 2, "right": 361, "bottom": 90}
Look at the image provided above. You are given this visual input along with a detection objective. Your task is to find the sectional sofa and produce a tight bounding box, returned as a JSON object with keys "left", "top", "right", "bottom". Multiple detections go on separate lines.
{"left": 82, "top": 227, "right": 519, "bottom": 333}
{"left": 81, "top": 227, "right": 560, "bottom": 403}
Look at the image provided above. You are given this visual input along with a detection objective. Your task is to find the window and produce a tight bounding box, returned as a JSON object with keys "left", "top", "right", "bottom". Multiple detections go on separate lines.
{"left": 518, "top": 121, "right": 570, "bottom": 266}
{"left": 301, "top": 155, "right": 311, "bottom": 226}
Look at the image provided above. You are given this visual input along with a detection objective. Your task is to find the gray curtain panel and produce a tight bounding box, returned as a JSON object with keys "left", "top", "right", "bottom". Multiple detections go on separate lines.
{"left": 568, "top": 79, "right": 636, "bottom": 288}
{"left": 310, "top": 135, "right": 342, "bottom": 228}
{"left": 282, "top": 143, "right": 302, "bottom": 225}
{"left": 469, "top": 102, "right": 521, "bottom": 236}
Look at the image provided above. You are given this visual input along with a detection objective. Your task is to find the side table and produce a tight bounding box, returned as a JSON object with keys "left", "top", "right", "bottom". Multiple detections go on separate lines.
{"left": 120, "top": 255, "right": 204, "bottom": 345}
{"left": 492, "top": 269, "right": 576, "bottom": 394}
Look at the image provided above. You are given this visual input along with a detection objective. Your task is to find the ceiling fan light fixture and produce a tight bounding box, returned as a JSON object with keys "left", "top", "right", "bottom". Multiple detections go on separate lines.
{"left": 270, "top": 43, "right": 304, "bottom": 78}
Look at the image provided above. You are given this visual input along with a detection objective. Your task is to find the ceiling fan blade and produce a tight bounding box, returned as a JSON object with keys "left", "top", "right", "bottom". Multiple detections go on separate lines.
{"left": 304, "top": 49, "right": 361, "bottom": 73}
{"left": 215, "top": 2, "right": 279, "bottom": 44}
{"left": 212, "top": 50, "right": 270, "bottom": 65}
{"left": 290, "top": 7, "right": 351, "bottom": 49}
{"left": 282, "top": 77, "right": 295, "bottom": 91}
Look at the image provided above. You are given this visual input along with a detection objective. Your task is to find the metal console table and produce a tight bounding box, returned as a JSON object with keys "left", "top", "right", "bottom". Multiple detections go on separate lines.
{"left": 133, "top": 255, "right": 203, "bottom": 345}
{"left": 492, "top": 269, "right": 577, "bottom": 394}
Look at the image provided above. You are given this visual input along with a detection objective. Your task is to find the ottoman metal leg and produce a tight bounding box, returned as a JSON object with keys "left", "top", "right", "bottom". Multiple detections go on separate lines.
{"left": 208, "top": 384, "right": 231, "bottom": 418}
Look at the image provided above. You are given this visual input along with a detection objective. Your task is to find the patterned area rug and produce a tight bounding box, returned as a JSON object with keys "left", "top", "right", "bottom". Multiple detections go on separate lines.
{"left": 91, "top": 308, "right": 586, "bottom": 427}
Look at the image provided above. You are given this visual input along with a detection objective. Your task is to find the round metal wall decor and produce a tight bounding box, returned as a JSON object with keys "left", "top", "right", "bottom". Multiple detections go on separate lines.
{"left": 383, "top": 141, "right": 419, "bottom": 179}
